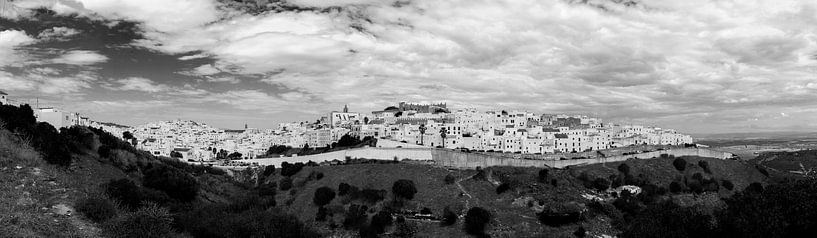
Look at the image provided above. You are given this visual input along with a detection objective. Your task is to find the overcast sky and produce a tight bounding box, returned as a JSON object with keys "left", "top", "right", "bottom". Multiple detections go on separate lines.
{"left": 0, "top": 0, "right": 815, "bottom": 134}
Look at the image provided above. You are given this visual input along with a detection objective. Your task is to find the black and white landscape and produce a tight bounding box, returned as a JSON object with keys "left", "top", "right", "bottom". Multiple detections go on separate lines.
{"left": 1, "top": 0, "right": 817, "bottom": 237}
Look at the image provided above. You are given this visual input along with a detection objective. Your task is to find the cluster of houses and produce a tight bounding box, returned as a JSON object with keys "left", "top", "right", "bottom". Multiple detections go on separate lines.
{"left": 2, "top": 89, "right": 693, "bottom": 162}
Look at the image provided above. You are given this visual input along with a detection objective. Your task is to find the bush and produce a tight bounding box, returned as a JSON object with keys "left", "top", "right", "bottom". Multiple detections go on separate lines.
{"left": 316, "top": 207, "right": 329, "bottom": 221}
{"left": 538, "top": 168, "right": 549, "bottom": 182}
{"left": 104, "top": 178, "right": 170, "bottom": 209}
{"left": 142, "top": 164, "right": 199, "bottom": 202}
{"left": 392, "top": 179, "right": 417, "bottom": 200}
{"left": 339, "top": 182, "right": 352, "bottom": 196}
{"left": 263, "top": 165, "right": 276, "bottom": 177}
{"left": 280, "top": 162, "right": 305, "bottom": 177}
{"left": 76, "top": 197, "right": 118, "bottom": 222}
{"left": 176, "top": 205, "right": 320, "bottom": 238}
{"left": 258, "top": 182, "right": 277, "bottom": 197}
{"left": 673, "top": 158, "right": 687, "bottom": 171}
{"left": 756, "top": 165, "right": 769, "bottom": 177}
{"left": 593, "top": 178, "right": 611, "bottom": 191}
{"left": 574, "top": 226, "right": 587, "bottom": 237}
{"left": 441, "top": 207, "right": 458, "bottom": 226}
{"left": 314, "top": 186, "right": 336, "bottom": 206}
{"left": 698, "top": 160, "right": 711, "bottom": 174}
{"left": 103, "top": 203, "right": 173, "bottom": 238}
{"left": 444, "top": 174, "right": 456, "bottom": 184}
{"left": 669, "top": 181, "right": 683, "bottom": 193}
{"left": 370, "top": 210, "right": 394, "bottom": 234}
{"left": 722, "top": 179, "right": 735, "bottom": 191}
{"left": 343, "top": 204, "right": 369, "bottom": 230}
{"left": 464, "top": 207, "right": 491, "bottom": 236}
{"left": 279, "top": 177, "right": 293, "bottom": 191}
{"left": 496, "top": 183, "right": 511, "bottom": 194}
{"left": 618, "top": 163, "right": 631, "bottom": 174}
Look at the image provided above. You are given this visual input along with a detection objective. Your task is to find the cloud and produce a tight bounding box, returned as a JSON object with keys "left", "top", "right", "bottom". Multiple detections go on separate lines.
{"left": 0, "top": 30, "right": 36, "bottom": 66}
{"left": 37, "top": 26, "right": 81, "bottom": 41}
{"left": 0, "top": 70, "right": 95, "bottom": 94}
{"left": 52, "top": 50, "right": 108, "bottom": 65}
{"left": 111, "top": 77, "right": 171, "bottom": 93}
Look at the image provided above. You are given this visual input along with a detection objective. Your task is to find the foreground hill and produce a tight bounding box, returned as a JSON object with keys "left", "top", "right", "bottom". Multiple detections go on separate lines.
{"left": 0, "top": 104, "right": 317, "bottom": 237}
{"left": 263, "top": 154, "right": 771, "bottom": 237}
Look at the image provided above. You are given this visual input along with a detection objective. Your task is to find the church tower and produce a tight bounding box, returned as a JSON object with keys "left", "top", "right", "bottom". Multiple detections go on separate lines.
{"left": 343, "top": 104, "right": 349, "bottom": 113}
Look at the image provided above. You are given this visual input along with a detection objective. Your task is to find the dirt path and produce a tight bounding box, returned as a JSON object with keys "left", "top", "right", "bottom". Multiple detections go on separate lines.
{"left": 454, "top": 172, "right": 477, "bottom": 215}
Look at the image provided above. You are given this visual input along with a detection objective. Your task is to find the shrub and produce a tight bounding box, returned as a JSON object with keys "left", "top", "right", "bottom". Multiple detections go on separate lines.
{"left": 263, "top": 165, "right": 276, "bottom": 177}
{"left": 669, "top": 181, "right": 683, "bottom": 193}
{"left": 103, "top": 203, "right": 173, "bottom": 238}
{"left": 496, "top": 183, "right": 511, "bottom": 194}
{"left": 343, "top": 204, "right": 369, "bottom": 230}
{"left": 673, "top": 158, "right": 687, "bottom": 171}
{"left": 574, "top": 226, "right": 587, "bottom": 237}
{"left": 352, "top": 189, "right": 387, "bottom": 204}
{"left": 142, "top": 164, "right": 199, "bottom": 202}
{"left": 698, "top": 160, "right": 711, "bottom": 174}
{"left": 420, "top": 207, "right": 432, "bottom": 214}
{"left": 280, "top": 162, "right": 305, "bottom": 177}
{"left": 394, "top": 218, "right": 418, "bottom": 237}
{"left": 258, "top": 182, "right": 277, "bottom": 197}
{"left": 618, "top": 163, "right": 631, "bottom": 174}
{"left": 593, "top": 178, "right": 611, "bottom": 191}
{"left": 104, "top": 178, "right": 170, "bottom": 209}
{"left": 444, "top": 174, "right": 456, "bottom": 184}
{"left": 314, "top": 187, "right": 336, "bottom": 206}
{"left": 722, "top": 179, "right": 735, "bottom": 191}
{"left": 338, "top": 182, "right": 352, "bottom": 196}
{"left": 279, "top": 177, "right": 293, "bottom": 191}
{"left": 441, "top": 207, "right": 457, "bottom": 226}
{"left": 538, "top": 168, "right": 549, "bottom": 182}
{"left": 316, "top": 172, "right": 324, "bottom": 180}
{"left": 756, "top": 165, "right": 769, "bottom": 177}
{"left": 76, "top": 197, "right": 118, "bottom": 222}
{"left": 370, "top": 210, "right": 393, "bottom": 234}
{"left": 464, "top": 207, "right": 491, "bottom": 236}
{"left": 176, "top": 205, "right": 320, "bottom": 238}
{"left": 316, "top": 207, "right": 329, "bottom": 221}
{"left": 392, "top": 179, "right": 417, "bottom": 200}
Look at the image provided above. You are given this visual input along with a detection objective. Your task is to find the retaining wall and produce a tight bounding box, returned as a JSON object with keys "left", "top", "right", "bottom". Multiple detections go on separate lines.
{"left": 432, "top": 148, "right": 734, "bottom": 169}
{"left": 237, "top": 147, "right": 433, "bottom": 167}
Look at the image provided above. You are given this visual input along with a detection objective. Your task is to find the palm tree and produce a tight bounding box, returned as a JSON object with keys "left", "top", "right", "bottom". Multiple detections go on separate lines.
{"left": 439, "top": 127, "right": 448, "bottom": 148}
{"left": 419, "top": 124, "right": 427, "bottom": 145}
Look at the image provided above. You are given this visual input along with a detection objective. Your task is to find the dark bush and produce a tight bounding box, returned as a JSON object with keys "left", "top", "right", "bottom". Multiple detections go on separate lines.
{"left": 692, "top": 172, "right": 704, "bottom": 182}
{"left": 103, "top": 203, "right": 173, "bottom": 238}
{"left": 370, "top": 210, "right": 393, "bottom": 234}
{"left": 698, "top": 160, "right": 711, "bottom": 174}
{"left": 263, "top": 165, "right": 276, "bottom": 177}
{"left": 538, "top": 168, "right": 549, "bottom": 182}
{"left": 104, "top": 178, "right": 169, "bottom": 209}
{"left": 142, "top": 164, "right": 199, "bottom": 202}
{"left": 756, "top": 165, "right": 769, "bottom": 177}
{"left": 343, "top": 204, "right": 369, "bottom": 230}
{"left": 551, "top": 179, "right": 558, "bottom": 187}
{"left": 420, "top": 207, "right": 432, "bottom": 214}
{"left": 444, "top": 174, "right": 456, "bottom": 184}
{"left": 339, "top": 182, "right": 352, "bottom": 196}
{"left": 258, "top": 182, "right": 277, "bottom": 197}
{"left": 496, "top": 183, "right": 511, "bottom": 194}
{"left": 316, "top": 207, "right": 329, "bottom": 221}
{"left": 618, "top": 163, "right": 631, "bottom": 174}
{"left": 593, "top": 178, "right": 611, "bottom": 191}
{"left": 574, "top": 226, "right": 587, "bottom": 237}
{"left": 279, "top": 177, "right": 293, "bottom": 191}
{"left": 441, "top": 207, "right": 458, "bottom": 226}
{"left": 316, "top": 172, "right": 324, "bottom": 180}
{"left": 669, "top": 181, "right": 683, "bottom": 193}
{"left": 464, "top": 207, "right": 491, "bottom": 236}
{"left": 688, "top": 180, "right": 704, "bottom": 194}
{"left": 722, "top": 179, "right": 735, "bottom": 191}
{"left": 314, "top": 186, "right": 336, "bottom": 206}
{"left": 673, "top": 158, "right": 687, "bottom": 171}
{"left": 175, "top": 205, "right": 320, "bottom": 238}
{"left": 280, "top": 162, "right": 305, "bottom": 177}
{"left": 392, "top": 179, "right": 417, "bottom": 200}
{"left": 76, "top": 197, "right": 117, "bottom": 222}
{"left": 352, "top": 189, "right": 387, "bottom": 204}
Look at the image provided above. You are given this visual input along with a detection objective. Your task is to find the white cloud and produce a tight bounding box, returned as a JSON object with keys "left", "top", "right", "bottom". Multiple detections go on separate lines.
{"left": 37, "top": 26, "right": 81, "bottom": 41}
{"left": 52, "top": 50, "right": 108, "bottom": 65}
{"left": 113, "top": 77, "right": 171, "bottom": 93}
{"left": 0, "top": 70, "right": 95, "bottom": 94}
{"left": 0, "top": 30, "right": 36, "bottom": 66}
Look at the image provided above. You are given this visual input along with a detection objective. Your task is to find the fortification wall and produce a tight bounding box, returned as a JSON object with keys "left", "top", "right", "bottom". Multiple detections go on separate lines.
{"left": 238, "top": 147, "right": 433, "bottom": 167}
{"left": 432, "top": 148, "right": 734, "bottom": 169}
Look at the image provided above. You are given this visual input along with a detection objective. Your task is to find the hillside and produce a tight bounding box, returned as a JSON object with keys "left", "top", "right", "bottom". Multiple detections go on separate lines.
{"left": 262, "top": 153, "right": 771, "bottom": 237}
{"left": 0, "top": 103, "right": 317, "bottom": 238}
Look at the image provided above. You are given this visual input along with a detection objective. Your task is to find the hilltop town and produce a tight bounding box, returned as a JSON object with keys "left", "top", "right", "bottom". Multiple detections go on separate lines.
{"left": 3, "top": 90, "right": 693, "bottom": 164}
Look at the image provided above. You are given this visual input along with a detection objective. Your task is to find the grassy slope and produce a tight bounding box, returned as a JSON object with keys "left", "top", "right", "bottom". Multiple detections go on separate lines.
{"left": 276, "top": 155, "right": 769, "bottom": 237}
{"left": 0, "top": 129, "right": 129, "bottom": 237}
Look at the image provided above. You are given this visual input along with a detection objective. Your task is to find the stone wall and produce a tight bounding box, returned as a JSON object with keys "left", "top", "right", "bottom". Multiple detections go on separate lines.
{"left": 432, "top": 148, "right": 734, "bottom": 169}
{"left": 237, "top": 147, "right": 433, "bottom": 167}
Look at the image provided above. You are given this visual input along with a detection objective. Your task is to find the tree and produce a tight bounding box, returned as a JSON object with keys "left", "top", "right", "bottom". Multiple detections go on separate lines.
{"left": 392, "top": 179, "right": 418, "bottom": 200}
{"left": 496, "top": 183, "right": 511, "bottom": 194}
{"left": 444, "top": 174, "right": 456, "bottom": 184}
{"left": 339, "top": 182, "right": 352, "bottom": 196}
{"left": 673, "top": 158, "right": 687, "bottom": 171}
{"left": 593, "top": 178, "right": 611, "bottom": 191}
{"left": 170, "top": 151, "right": 183, "bottom": 158}
{"left": 669, "top": 181, "right": 683, "bottom": 193}
{"left": 722, "top": 179, "right": 735, "bottom": 191}
{"left": 123, "top": 131, "right": 134, "bottom": 140}
{"left": 419, "top": 124, "right": 427, "bottom": 145}
{"left": 363, "top": 117, "right": 369, "bottom": 125}
{"left": 313, "top": 187, "right": 336, "bottom": 206}
{"left": 263, "top": 165, "right": 276, "bottom": 177}
{"left": 574, "top": 227, "right": 587, "bottom": 238}
{"left": 439, "top": 127, "right": 448, "bottom": 148}
{"left": 618, "top": 163, "right": 631, "bottom": 174}
{"left": 538, "top": 168, "right": 549, "bottom": 182}
{"left": 370, "top": 210, "right": 394, "bottom": 234}
{"left": 142, "top": 165, "right": 199, "bottom": 202}
{"left": 464, "top": 207, "right": 491, "bottom": 236}
{"left": 698, "top": 160, "right": 711, "bottom": 174}
{"left": 441, "top": 207, "right": 458, "bottom": 226}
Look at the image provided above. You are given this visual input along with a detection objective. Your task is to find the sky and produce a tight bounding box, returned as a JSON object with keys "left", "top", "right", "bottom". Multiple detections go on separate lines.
{"left": 0, "top": 0, "right": 815, "bottom": 134}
